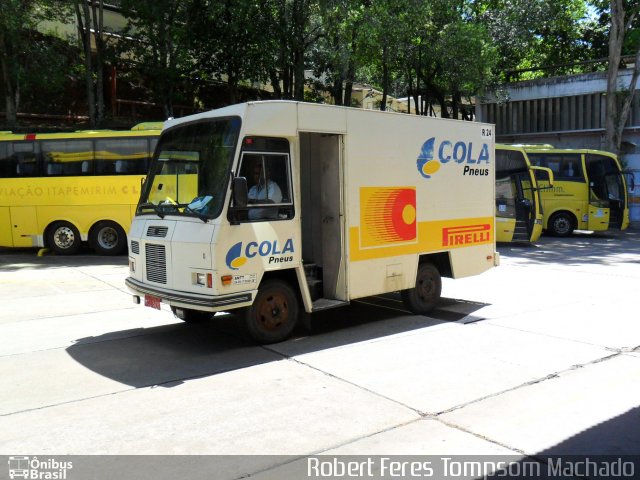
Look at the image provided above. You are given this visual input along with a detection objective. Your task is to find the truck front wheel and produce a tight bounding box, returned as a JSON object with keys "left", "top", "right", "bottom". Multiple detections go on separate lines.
{"left": 401, "top": 262, "right": 442, "bottom": 314}
{"left": 244, "top": 279, "right": 299, "bottom": 344}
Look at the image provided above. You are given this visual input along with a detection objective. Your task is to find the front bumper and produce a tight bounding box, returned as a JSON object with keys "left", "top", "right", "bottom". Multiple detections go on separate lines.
{"left": 125, "top": 277, "right": 254, "bottom": 312}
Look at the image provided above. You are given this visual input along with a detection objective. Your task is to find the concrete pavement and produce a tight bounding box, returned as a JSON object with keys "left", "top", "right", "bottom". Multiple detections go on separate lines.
{"left": 0, "top": 231, "right": 638, "bottom": 477}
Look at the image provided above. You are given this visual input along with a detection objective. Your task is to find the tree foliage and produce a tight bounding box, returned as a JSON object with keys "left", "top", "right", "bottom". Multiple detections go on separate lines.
{"left": 118, "top": 0, "right": 193, "bottom": 118}
{"left": 1, "top": 0, "right": 639, "bottom": 128}
{"left": 0, "top": 0, "right": 69, "bottom": 126}
{"left": 601, "top": 0, "right": 640, "bottom": 154}
{"left": 475, "top": 0, "right": 589, "bottom": 80}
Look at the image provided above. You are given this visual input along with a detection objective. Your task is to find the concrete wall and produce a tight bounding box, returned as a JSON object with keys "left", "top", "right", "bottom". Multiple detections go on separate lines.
{"left": 478, "top": 70, "right": 640, "bottom": 226}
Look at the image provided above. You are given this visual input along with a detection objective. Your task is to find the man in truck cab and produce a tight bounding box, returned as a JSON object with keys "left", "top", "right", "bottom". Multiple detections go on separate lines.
{"left": 248, "top": 159, "right": 282, "bottom": 220}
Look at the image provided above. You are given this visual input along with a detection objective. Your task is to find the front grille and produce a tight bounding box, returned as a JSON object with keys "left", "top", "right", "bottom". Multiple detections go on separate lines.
{"left": 145, "top": 244, "right": 167, "bottom": 284}
{"left": 130, "top": 240, "right": 140, "bottom": 254}
{"left": 147, "top": 226, "right": 168, "bottom": 238}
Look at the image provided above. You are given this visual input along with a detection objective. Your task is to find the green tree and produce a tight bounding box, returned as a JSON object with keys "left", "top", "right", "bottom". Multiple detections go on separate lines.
{"left": 75, "top": 0, "right": 109, "bottom": 126}
{"left": 361, "top": 0, "right": 495, "bottom": 118}
{"left": 261, "top": 0, "right": 323, "bottom": 101}
{"left": 602, "top": 0, "right": 640, "bottom": 154}
{"left": 189, "top": 0, "right": 268, "bottom": 105}
{"left": 119, "top": 0, "right": 193, "bottom": 118}
{"left": 436, "top": 19, "right": 497, "bottom": 119}
{"left": 0, "top": 0, "right": 68, "bottom": 126}
{"left": 475, "top": 0, "right": 589, "bottom": 80}
{"left": 357, "top": 0, "right": 413, "bottom": 111}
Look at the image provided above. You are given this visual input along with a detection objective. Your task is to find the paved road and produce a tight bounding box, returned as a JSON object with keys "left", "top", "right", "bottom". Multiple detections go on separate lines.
{"left": 0, "top": 231, "right": 639, "bottom": 478}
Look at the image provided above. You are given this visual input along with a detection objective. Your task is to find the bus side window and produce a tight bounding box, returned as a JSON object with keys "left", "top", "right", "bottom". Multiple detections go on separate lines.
{"left": 42, "top": 140, "right": 92, "bottom": 176}
{"left": 0, "top": 143, "right": 9, "bottom": 177}
{"left": 531, "top": 155, "right": 548, "bottom": 182}
{"left": 558, "top": 155, "right": 582, "bottom": 180}
{"left": 13, "top": 142, "right": 38, "bottom": 177}
{"left": 96, "top": 138, "right": 150, "bottom": 175}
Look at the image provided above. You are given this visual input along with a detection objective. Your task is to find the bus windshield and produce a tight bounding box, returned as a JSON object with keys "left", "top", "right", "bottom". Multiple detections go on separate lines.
{"left": 586, "top": 154, "right": 625, "bottom": 206}
{"left": 138, "top": 117, "right": 241, "bottom": 220}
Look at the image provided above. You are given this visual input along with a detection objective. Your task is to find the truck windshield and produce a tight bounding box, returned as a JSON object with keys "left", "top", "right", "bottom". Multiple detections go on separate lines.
{"left": 137, "top": 117, "right": 240, "bottom": 220}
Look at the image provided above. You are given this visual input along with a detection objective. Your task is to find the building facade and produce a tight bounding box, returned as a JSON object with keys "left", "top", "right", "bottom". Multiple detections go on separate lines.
{"left": 477, "top": 69, "right": 640, "bottom": 226}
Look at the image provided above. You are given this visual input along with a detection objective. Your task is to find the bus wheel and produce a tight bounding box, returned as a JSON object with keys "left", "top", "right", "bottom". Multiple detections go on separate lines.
{"left": 90, "top": 221, "right": 127, "bottom": 255}
{"left": 401, "top": 262, "right": 442, "bottom": 314}
{"left": 47, "top": 221, "right": 82, "bottom": 255}
{"left": 171, "top": 307, "right": 211, "bottom": 323}
{"left": 549, "top": 212, "right": 574, "bottom": 237}
{"left": 244, "top": 279, "right": 299, "bottom": 344}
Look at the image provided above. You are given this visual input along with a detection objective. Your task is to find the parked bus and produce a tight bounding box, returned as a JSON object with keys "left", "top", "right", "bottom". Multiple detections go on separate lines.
{"left": 495, "top": 144, "right": 553, "bottom": 242}
{"left": 126, "top": 101, "right": 499, "bottom": 343}
{"left": 0, "top": 124, "right": 161, "bottom": 255}
{"left": 522, "top": 146, "right": 630, "bottom": 236}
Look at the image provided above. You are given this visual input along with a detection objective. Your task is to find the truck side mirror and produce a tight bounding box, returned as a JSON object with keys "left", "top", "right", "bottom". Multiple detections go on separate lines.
{"left": 233, "top": 176, "right": 248, "bottom": 207}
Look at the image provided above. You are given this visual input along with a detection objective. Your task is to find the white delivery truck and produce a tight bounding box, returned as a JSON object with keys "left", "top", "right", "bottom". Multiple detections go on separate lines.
{"left": 126, "top": 101, "right": 498, "bottom": 343}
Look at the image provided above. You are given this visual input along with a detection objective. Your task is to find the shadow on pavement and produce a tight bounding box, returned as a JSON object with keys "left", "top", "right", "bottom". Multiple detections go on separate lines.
{"left": 497, "top": 229, "right": 640, "bottom": 267}
{"left": 536, "top": 405, "right": 640, "bottom": 456}
{"left": 65, "top": 294, "right": 488, "bottom": 389}
{"left": 0, "top": 247, "right": 127, "bottom": 271}
{"left": 479, "top": 406, "right": 640, "bottom": 478}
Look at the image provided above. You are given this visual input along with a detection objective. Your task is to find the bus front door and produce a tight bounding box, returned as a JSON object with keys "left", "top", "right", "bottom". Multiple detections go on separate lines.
{"left": 512, "top": 173, "right": 536, "bottom": 241}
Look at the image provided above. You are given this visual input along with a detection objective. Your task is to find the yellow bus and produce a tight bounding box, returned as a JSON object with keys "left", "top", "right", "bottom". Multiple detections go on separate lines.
{"left": 522, "top": 146, "right": 630, "bottom": 236}
{"left": 495, "top": 144, "right": 553, "bottom": 242}
{"left": 0, "top": 124, "right": 161, "bottom": 255}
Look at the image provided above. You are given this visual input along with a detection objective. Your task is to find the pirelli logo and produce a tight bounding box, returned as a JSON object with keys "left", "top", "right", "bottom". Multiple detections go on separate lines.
{"left": 443, "top": 224, "right": 491, "bottom": 247}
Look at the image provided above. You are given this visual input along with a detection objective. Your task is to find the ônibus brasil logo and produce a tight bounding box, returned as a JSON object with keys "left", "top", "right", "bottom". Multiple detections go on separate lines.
{"left": 226, "top": 239, "right": 295, "bottom": 270}
{"left": 416, "top": 137, "right": 490, "bottom": 179}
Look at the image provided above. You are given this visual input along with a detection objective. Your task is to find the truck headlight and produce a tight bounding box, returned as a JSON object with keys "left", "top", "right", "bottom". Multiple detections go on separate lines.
{"left": 193, "top": 272, "right": 213, "bottom": 288}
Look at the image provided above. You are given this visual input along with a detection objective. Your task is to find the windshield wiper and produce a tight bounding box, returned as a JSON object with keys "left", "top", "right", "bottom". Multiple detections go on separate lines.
{"left": 138, "top": 202, "right": 166, "bottom": 219}
{"left": 184, "top": 205, "right": 209, "bottom": 223}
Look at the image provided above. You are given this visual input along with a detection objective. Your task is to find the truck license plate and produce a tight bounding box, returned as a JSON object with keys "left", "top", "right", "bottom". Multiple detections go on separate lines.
{"left": 144, "top": 295, "right": 161, "bottom": 310}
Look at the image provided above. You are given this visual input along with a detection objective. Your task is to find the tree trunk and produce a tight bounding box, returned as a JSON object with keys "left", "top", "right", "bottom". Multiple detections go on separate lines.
{"left": 227, "top": 73, "right": 238, "bottom": 105}
{"left": 91, "top": 0, "right": 105, "bottom": 124}
{"left": 269, "top": 69, "right": 282, "bottom": 98}
{"left": 76, "top": 1, "right": 96, "bottom": 126}
{"left": 343, "top": 28, "right": 358, "bottom": 108}
{"left": 332, "top": 77, "right": 343, "bottom": 105}
{"left": 380, "top": 45, "right": 388, "bottom": 111}
{"left": 616, "top": 50, "right": 640, "bottom": 146}
{"left": 0, "top": 34, "right": 17, "bottom": 127}
{"left": 605, "top": 0, "right": 624, "bottom": 153}
{"left": 292, "top": 0, "right": 306, "bottom": 101}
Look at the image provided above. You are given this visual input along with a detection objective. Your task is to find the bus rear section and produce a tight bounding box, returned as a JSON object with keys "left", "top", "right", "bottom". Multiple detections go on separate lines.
{"left": 126, "top": 101, "right": 498, "bottom": 344}
{"left": 0, "top": 125, "right": 160, "bottom": 254}
{"left": 524, "top": 147, "right": 630, "bottom": 236}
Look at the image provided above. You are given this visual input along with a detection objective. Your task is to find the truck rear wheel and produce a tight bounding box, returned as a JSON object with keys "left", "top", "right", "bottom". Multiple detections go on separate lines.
{"left": 401, "top": 262, "right": 442, "bottom": 314}
{"left": 244, "top": 279, "right": 299, "bottom": 344}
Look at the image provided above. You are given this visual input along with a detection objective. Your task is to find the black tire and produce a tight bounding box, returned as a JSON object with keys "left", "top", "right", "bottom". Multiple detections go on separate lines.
{"left": 548, "top": 212, "right": 574, "bottom": 237}
{"left": 89, "top": 221, "right": 127, "bottom": 255}
{"left": 171, "top": 306, "right": 212, "bottom": 323}
{"left": 401, "top": 262, "right": 442, "bottom": 314}
{"left": 47, "top": 221, "right": 82, "bottom": 255}
{"left": 244, "top": 279, "right": 299, "bottom": 344}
